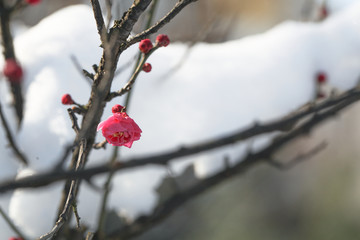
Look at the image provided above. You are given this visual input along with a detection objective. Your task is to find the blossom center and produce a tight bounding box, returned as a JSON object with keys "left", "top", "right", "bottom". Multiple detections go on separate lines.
{"left": 109, "top": 131, "right": 131, "bottom": 143}
{"left": 113, "top": 132, "right": 123, "bottom": 137}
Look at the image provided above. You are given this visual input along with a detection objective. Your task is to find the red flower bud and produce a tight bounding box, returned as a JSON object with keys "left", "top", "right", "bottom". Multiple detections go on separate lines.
{"left": 8, "top": 237, "right": 23, "bottom": 240}
{"left": 112, "top": 104, "right": 124, "bottom": 113}
{"left": 139, "top": 39, "right": 153, "bottom": 54}
{"left": 142, "top": 63, "right": 152, "bottom": 73}
{"left": 3, "top": 59, "right": 23, "bottom": 83}
{"left": 156, "top": 34, "right": 170, "bottom": 47}
{"left": 26, "top": 0, "right": 41, "bottom": 5}
{"left": 316, "top": 72, "right": 327, "bottom": 84}
{"left": 61, "top": 94, "right": 74, "bottom": 105}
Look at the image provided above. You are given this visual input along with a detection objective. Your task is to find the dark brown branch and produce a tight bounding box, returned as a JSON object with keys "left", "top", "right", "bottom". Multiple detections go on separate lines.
{"left": 0, "top": 1, "right": 15, "bottom": 60}
{"left": 8, "top": 82, "right": 23, "bottom": 127}
{"left": 1, "top": 86, "right": 359, "bottom": 193}
{"left": 126, "top": 0, "right": 198, "bottom": 47}
{"left": 0, "top": 101, "right": 28, "bottom": 165}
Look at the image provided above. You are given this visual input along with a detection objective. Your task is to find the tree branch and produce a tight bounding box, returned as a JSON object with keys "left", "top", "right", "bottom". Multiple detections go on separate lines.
{"left": 1, "top": 86, "right": 359, "bottom": 194}
{"left": 105, "top": 0, "right": 113, "bottom": 30}
{"left": 0, "top": 101, "right": 28, "bottom": 165}
{"left": 266, "top": 141, "right": 327, "bottom": 170}
{"left": 109, "top": 127, "right": 328, "bottom": 238}
{"left": 93, "top": 140, "right": 107, "bottom": 149}
{"left": 67, "top": 108, "right": 80, "bottom": 134}
{"left": 90, "top": 0, "right": 107, "bottom": 44}
{"left": 0, "top": 0, "right": 24, "bottom": 126}
{"left": 57, "top": 0, "right": 189, "bottom": 226}
{"left": 109, "top": 0, "right": 152, "bottom": 47}
{"left": 126, "top": 0, "right": 198, "bottom": 47}
{"left": 106, "top": 45, "right": 159, "bottom": 101}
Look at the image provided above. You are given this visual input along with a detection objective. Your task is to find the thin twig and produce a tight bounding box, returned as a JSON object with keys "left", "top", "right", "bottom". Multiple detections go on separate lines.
{"left": 72, "top": 202, "right": 81, "bottom": 229}
{"left": 145, "top": 0, "right": 159, "bottom": 30}
{"left": 67, "top": 108, "right": 80, "bottom": 134}
{"left": 0, "top": 206, "right": 27, "bottom": 240}
{"left": 93, "top": 140, "right": 107, "bottom": 149}
{"left": 126, "top": 0, "right": 198, "bottom": 47}
{"left": 105, "top": 0, "right": 113, "bottom": 30}
{"left": 124, "top": 0, "right": 159, "bottom": 109}
{"left": 90, "top": 0, "right": 107, "bottom": 44}
{"left": 38, "top": 139, "right": 87, "bottom": 240}
{"left": 70, "top": 55, "right": 93, "bottom": 84}
{"left": 85, "top": 232, "right": 94, "bottom": 240}
{"left": 107, "top": 46, "right": 160, "bottom": 101}
{"left": 0, "top": 101, "right": 28, "bottom": 165}
{"left": 97, "top": 146, "right": 118, "bottom": 239}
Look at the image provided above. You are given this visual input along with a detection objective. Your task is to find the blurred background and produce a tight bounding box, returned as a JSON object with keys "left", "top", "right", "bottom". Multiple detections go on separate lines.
{"left": 17, "top": 0, "right": 323, "bottom": 42}
{"left": 11, "top": 0, "right": 360, "bottom": 239}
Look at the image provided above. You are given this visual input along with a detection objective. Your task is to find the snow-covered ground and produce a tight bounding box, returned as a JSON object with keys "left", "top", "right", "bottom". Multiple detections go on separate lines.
{"left": 1, "top": 0, "right": 360, "bottom": 238}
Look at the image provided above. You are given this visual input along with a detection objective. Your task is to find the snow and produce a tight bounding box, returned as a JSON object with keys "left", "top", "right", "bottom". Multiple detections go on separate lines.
{"left": 325, "top": 0, "right": 360, "bottom": 13}
{"left": 0, "top": 1, "right": 360, "bottom": 238}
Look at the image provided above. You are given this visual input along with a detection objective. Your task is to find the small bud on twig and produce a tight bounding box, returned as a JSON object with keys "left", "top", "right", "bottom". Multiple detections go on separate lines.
{"left": 156, "top": 34, "right": 170, "bottom": 47}
{"left": 61, "top": 94, "right": 75, "bottom": 105}
{"left": 142, "top": 63, "right": 152, "bottom": 73}
{"left": 139, "top": 39, "right": 153, "bottom": 54}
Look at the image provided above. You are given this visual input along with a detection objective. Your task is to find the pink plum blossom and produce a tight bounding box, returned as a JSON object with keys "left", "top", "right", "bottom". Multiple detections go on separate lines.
{"left": 97, "top": 112, "right": 142, "bottom": 148}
